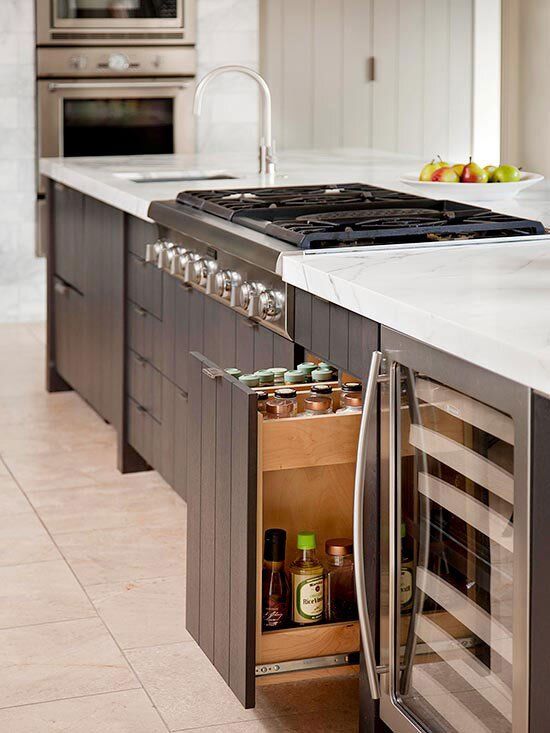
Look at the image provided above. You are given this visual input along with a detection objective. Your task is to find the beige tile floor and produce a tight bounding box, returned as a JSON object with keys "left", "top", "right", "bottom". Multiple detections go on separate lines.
{"left": 0, "top": 323, "right": 359, "bottom": 732}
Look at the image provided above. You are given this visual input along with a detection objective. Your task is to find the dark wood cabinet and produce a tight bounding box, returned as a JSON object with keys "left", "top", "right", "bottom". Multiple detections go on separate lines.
{"left": 53, "top": 277, "right": 85, "bottom": 391}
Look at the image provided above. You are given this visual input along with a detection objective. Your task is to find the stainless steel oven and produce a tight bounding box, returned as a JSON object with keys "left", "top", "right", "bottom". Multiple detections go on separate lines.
{"left": 37, "top": 0, "right": 195, "bottom": 45}
{"left": 36, "top": 46, "right": 196, "bottom": 255}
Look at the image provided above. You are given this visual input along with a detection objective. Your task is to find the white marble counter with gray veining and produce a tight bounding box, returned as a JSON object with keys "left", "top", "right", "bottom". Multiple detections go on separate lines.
{"left": 282, "top": 240, "right": 550, "bottom": 394}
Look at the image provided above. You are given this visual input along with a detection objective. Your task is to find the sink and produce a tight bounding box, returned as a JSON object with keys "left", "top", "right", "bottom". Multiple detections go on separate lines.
{"left": 113, "top": 170, "right": 237, "bottom": 184}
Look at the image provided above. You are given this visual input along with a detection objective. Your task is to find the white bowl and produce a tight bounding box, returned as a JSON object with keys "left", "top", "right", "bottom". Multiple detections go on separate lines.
{"left": 400, "top": 171, "right": 544, "bottom": 201}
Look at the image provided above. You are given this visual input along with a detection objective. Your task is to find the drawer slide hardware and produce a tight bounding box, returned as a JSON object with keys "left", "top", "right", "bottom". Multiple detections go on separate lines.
{"left": 255, "top": 652, "right": 359, "bottom": 677}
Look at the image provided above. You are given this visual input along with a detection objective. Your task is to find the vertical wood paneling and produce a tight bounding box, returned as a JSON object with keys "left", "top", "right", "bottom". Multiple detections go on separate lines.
{"left": 186, "top": 353, "right": 203, "bottom": 642}
{"left": 372, "top": 0, "right": 399, "bottom": 152}
{"left": 423, "top": 0, "right": 451, "bottom": 158}
{"left": 342, "top": 0, "right": 373, "bottom": 147}
{"left": 448, "top": 0, "right": 473, "bottom": 161}
{"left": 312, "top": 0, "right": 343, "bottom": 147}
{"left": 174, "top": 389, "right": 188, "bottom": 501}
{"left": 281, "top": 0, "right": 314, "bottom": 149}
{"left": 259, "top": 0, "right": 284, "bottom": 148}
{"left": 397, "top": 0, "right": 425, "bottom": 156}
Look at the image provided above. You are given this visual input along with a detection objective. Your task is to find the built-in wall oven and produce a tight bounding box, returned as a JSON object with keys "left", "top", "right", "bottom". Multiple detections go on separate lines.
{"left": 37, "top": 0, "right": 195, "bottom": 45}
{"left": 36, "top": 45, "right": 196, "bottom": 254}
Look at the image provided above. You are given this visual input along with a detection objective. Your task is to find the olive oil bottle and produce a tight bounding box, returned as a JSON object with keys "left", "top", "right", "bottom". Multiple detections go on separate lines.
{"left": 289, "top": 531, "right": 324, "bottom": 625}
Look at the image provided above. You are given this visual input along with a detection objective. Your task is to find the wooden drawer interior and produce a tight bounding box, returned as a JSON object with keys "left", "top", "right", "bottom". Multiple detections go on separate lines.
{"left": 255, "top": 385, "right": 361, "bottom": 677}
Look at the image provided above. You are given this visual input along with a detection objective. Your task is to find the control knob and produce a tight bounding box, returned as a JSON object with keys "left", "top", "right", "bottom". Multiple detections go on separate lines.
{"left": 69, "top": 55, "right": 87, "bottom": 71}
{"left": 108, "top": 53, "right": 130, "bottom": 72}
{"left": 229, "top": 273, "right": 244, "bottom": 307}
{"left": 170, "top": 247, "right": 191, "bottom": 276}
{"left": 157, "top": 240, "right": 177, "bottom": 270}
{"left": 212, "top": 269, "right": 240, "bottom": 299}
{"left": 183, "top": 254, "right": 203, "bottom": 284}
{"left": 239, "top": 282, "right": 265, "bottom": 313}
{"left": 258, "top": 290, "right": 284, "bottom": 322}
{"left": 145, "top": 238, "right": 165, "bottom": 264}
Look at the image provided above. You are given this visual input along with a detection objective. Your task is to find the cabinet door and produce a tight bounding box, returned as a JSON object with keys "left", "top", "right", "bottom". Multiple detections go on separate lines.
{"left": 173, "top": 387, "right": 188, "bottom": 500}
{"left": 54, "top": 278, "right": 85, "bottom": 391}
{"left": 53, "top": 183, "right": 85, "bottom": 292}
{"left": 187, "top": 352, "right": 257, "bottom": 708}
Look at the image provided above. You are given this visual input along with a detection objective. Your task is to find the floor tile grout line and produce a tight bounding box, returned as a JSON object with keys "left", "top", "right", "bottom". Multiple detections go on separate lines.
{"left": 1, "top": 462, "right": 172, "bottom": 733}
{"left": 0, "top": 615, "right": 98, "bottom": 634}
{"left": 0, "top": 685, "right": 143, "bottom": 713}
{"left": 83, "top": 572, "right": 187, "bottom": 589}
{"left": 3, "top": 459, "right": 177, "bottom": 733}
{"left": 121, "top": 638, "right": 194, "bottom": 654}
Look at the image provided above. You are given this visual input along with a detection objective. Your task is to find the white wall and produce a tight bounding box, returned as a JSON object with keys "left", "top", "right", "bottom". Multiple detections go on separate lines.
{"left": 0, "top": 0, "right": 44, "bottom": 323}
{"left": 196, "top": 0, "right": 260, "bottom": 154}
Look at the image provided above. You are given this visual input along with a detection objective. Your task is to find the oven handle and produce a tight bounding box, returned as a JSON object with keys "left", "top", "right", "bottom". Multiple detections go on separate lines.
{"left": 48, "top": 81, "right": 190, "bottom": 92}
{"left": 353, "top": 349, "right": 383, "bottom": 701}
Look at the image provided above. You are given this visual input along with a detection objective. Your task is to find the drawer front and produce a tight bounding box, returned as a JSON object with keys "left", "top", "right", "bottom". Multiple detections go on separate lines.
{"left": 127, "top": 216, "right": 158, "bottom": 260}
{"left": 127, "top": 300, "right": 163, "bottom": 372}
{"left": 173, "top": 386, "right": 188, "bottom": 501}
{"left": 54, "top": 277, "right": 85, "bottom": 394}
{"left": 159, "top": 377, "right": 176, "bottom": 487}
{"left": 127, "top": 397, "right": 161, "bottom": 468}
{"left": 53, "top": 184, "right": 85, "bottom": 293}
{"left": 127, "top": 349, "right": 162, "bottom": 423}
{"left": 127, "top": 252, "right": 162, "bottom": 320}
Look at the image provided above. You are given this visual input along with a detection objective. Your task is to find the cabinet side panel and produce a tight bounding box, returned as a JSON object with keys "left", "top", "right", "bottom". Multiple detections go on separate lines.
{"left": 253, "top": 325, "right": 274, "bottom": 371}
{"left": 213, "top": 376, "right": 233, "bottom": 682}
{"left": 229, "top": 384, "right": 257, "bottom": 709}
{"left": 218, "top": 304, "right": 237, "bottom": 369}
{"left": 186, "top": 354, "right": 203, "bottom": 642}
{"left": 162, "top": 273, "right": 176, "bottom": 383}
{"left": 530, "top": 391, "right": 550, "bottom": 733}
{"left": 174, "top": 283, "right": 191, "bottom": 393}
{"left": 294, "top": 288, "right": 312, "bottom": 350}
{"left": 174, "top": 389, "right": 189, "bottom": 501}
{"left": 236, "top": 316, "right": 255, "bottom": 374}
{"left": 311, "top": 297, "right": 330, "bottom": 359}
{"left": 329, "top": 303, "right": 350, "bottom": 370}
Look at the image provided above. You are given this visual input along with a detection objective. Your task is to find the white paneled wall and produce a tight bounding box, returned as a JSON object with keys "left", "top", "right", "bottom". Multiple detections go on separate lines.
{"left": 261, "top": 0, "right": 474, "bottom": 162}
{"left": 196, "top": 0, "right": 260, "bottom": 154}
{"left": 0, "top": 0, "right": 44, "bottom": 323}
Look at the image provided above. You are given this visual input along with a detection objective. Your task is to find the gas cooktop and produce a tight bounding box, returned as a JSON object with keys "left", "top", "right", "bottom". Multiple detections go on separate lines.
{"left": 176, "top": 183, "right": 546, "bottom": 250}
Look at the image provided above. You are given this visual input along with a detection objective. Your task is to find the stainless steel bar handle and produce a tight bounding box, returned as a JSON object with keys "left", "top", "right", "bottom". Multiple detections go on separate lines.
{"left": 353, "top": 349, "right": 383, "bottom": 701}
{"left": 388, "top": 361, "right": 400, "bottom": 701}
{"left": 48, "top": 81, "right": 190, "bottom": 91}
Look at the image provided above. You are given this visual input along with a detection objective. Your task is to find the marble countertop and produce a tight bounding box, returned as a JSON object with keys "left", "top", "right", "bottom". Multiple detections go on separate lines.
{"left": 282, "top": 240, "right": 550, "bottom": 394}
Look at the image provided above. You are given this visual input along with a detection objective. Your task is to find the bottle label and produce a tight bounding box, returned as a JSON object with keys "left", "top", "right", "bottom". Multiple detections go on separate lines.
{"left": 401, "top": 568, "right": 413, "bottom": 608}
{"left": 293, "top": 574, "right": 324, "bottom": 623}
{"left": 263, "top": 600, "right": 286, "bottom": 629}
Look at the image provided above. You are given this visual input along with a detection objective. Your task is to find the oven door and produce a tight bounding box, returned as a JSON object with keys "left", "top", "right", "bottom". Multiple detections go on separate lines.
{"left": 37, "top": 77, "right": 194, "bottom": 255}
{"left": 51, "top": 0, "right": 184, "bottom": 29}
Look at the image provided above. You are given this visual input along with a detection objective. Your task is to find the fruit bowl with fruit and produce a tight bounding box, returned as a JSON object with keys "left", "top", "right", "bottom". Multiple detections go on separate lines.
{"left": 401, "top": 157, "right": 543, "bottom": 201}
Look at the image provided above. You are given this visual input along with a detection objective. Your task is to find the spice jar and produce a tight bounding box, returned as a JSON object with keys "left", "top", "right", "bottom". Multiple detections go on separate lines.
{"left": 225, "top": 368, "right": 242, "bottom": 379}
{"left": 270, "top": 367, "right": 288, "bottom": 385}
{"left": 255, "top": 369, "right": 275, "bottom": 387}
{"left": 285, "top": 369, "right": 309, "bottom": 385}
{"left": 257, "top": 390, "right": 269, "bottom": 414}
{"left": 324, "top": 538, "right": 357, "bottom": 622}
{"left": 311, "top": 367, "right": 333, "bottom": 383}
{"left": 303, "top": 394, "right": 332, "bottom": 416}
{"left": 310, "top": 384, "right": 333, "bottom": 412}
{"left": 265, "top": 398, "right": 294, "bottom": 420}
{"left": 274, "top": 387, "right": 298, "bottom": 416}
{"left": 239, "top": 374, "right": 260, "bottom": 388}
{"left": 337, "top": 382, "right": 363, "bottom": 413}
{"left": 297, "top": 362, "right": 317, "bottom": 378}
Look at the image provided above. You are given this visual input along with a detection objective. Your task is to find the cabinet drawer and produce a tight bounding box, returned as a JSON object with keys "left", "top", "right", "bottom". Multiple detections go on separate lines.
{"left": 127, "top": 252, "right": 162, "bottom": 320}
{"left": 127, "top": 397, "right": 161, "bottom": 469}
{"left": 127, "top": 300, "right": 163, "bottom": 372}
{"left": 54, "top": 277, "right": 85, "bottom": 394}
{"left": 187, "top": 352, "right": 365, "bottom": 709}
{"left": 53, "top": 184, "right": 85, "bottom": 293}
{"left": 127, "top": 216, "right": 158, "bottom": 260}
{"left": 127, "top": 349, "right": 162, "bottom": 423}
{"left": 173, "top": 386, "right": 188, "bottom": 501}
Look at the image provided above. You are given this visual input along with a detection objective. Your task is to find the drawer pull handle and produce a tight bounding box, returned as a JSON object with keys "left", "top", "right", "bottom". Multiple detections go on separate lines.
{"left": 134, "top": 306, "right": 147, "bottom": 317}
{"left": 134, "top": 354, "right": 147, "bottom": 366}
{"left": 203, "top": 367, "right": 224, "bottom": 380}
{"left": 136, "top": 404, "right": 148, "bottom": 413}
{"left": 54, "top": 281, "right": 68, "bottom": 296}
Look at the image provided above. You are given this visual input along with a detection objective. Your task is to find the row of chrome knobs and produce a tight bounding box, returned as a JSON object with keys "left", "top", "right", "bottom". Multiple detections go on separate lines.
{"left": 145, "top": 239, "right": 283, "bottom": 322}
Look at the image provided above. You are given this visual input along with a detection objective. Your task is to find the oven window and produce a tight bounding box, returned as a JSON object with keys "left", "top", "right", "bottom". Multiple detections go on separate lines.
{"left": 63, "top": 98, "right": 174, "bottom": 157}
{"left": 56, "top": 0, "right": 178, "bottom": 20}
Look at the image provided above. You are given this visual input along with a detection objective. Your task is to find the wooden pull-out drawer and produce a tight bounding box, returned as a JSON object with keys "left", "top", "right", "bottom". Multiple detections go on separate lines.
{"left": 127, "top": 252, "right": 162, "bottom": 320}
{"left": 127, "top": 300, "right": 163, "bottom": 373}
{"left": 127, "top": 349, "right": 162, "bottom": 423}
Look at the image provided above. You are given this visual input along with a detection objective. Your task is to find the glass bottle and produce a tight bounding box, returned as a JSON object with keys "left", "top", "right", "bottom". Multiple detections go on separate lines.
{"left": 265, "top": 398, "right": 294, "bottom": 420}
{"left": 285, "top": 369, "right": 310, "bottom": 385}
{"left": 262, "top": 528, "right": 290, "bottom": 630}
{"left": 289, "top": 532, "right": 325, "bottom": 625}
{"left": 257, "top": 390, "right": 268, "bottom": 415}
{"left": 255, "top": 369, "right": 275, "bottom": 387}
{"left": 270, "top": 367, "right": 288, "bottom": 385}
{"left": 311, "top": 367, "right": 334, "bottom": 383}
{"left": 310, "top": 384, "right": 334, "bottom": 412}
{"left": 325, "top": 538, "right": 357, "bottom": 622}
{"left": 303, "top": 394, "right": 332, "bottom": 416}
{"left": 239, "top": 373, "right": 259, "bottom": 388}
{"left": 274, "top": 387, "right": 298, "bottom": 415}
{"left": 336, "top": 382, "right": 363, "bottom": 414}
{"left": 400, "top": 522, "right": 414, "bottom": 614}
{"left": 297, "top": 362, "right": 317, "bottom": 379}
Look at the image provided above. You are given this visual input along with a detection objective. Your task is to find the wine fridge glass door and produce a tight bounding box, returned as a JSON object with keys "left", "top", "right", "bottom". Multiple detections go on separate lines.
{"left": 379, "top": 335, "right": 529, "bottom": 733}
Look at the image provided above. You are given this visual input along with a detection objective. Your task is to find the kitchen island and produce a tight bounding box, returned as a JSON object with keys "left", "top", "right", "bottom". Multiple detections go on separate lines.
{"left": 41, "top": 150, "right": 550, "bottom": 733}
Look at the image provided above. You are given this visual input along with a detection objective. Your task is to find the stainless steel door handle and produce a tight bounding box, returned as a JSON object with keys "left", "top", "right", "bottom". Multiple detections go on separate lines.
{"left": 48, "top": 81, "right": 190, "bottom": 91}
{"left": 388, "top": 361, "right": 400, "bottom": 700}
{"left": 353, "top": 349, "right": 383, "bottom": 701}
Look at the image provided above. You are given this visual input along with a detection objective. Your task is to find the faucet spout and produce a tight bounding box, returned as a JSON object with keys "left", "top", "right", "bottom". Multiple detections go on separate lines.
{"left": 193, "top": 65, "right": 276, "bottom": 177}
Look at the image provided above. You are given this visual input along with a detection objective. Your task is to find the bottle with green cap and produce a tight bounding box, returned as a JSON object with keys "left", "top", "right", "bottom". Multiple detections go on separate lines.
{"left": 289, "top": 531, "right": 325, "bottom": 625}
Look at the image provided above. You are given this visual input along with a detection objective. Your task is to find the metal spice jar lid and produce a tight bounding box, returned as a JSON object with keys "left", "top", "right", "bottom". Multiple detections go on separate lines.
{"left": 341, "top": 381, "right": 362, "bottom": 392}
{"left": 265, "top": 398, "right": 294, "bottom": 417}
{"left": 304, "top": 395, "right": 332, "bottom": 412}
{"left": 239, "top": 374, "right": 260, "bottom": 387}
{"left": 274, "top": 387, "right": 297, "bottom": 399}
{"left": 325, "top": 538, "right": 353, "bottom": 556}
{"left": 311, "top": 384, "right": 333, "bottom": 395}
{"left": 256, "top": 391, "right": 269, "bottom": 401}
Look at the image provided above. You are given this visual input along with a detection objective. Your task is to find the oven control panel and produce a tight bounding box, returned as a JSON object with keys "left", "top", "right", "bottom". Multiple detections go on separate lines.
{"left": 148, "top": 234, "right": 291, "bottom": 339}
{"left": 37, "top": 47, "right": 196, "bottom": 78}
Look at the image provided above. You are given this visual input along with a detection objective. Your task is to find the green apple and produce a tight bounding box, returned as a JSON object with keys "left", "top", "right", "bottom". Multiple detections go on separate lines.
{"left": 461, "top": 161, "right": 489, "bottom": 184}
{"left": 493, "top": 164, "right": 521, "bottom": 183}
{"left": 431, "top": 166, "right": 460, "bottom": 183}
{"left": 484, "top": 165, "right": 498, "bottom": 182}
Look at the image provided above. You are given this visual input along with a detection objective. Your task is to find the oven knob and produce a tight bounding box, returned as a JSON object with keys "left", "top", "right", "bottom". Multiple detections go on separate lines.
{"left": 184, "top": 256, "right": 203, "bottom": 285}
{"left": 145, "top": 239, "right": 165, "bottom": 264}
{"left": 108, "top": 53, "right": 130, "bottom": 72}
{"left": 240, "top": 282, "right": 265, "bottom": 311}
{"left": 69, "top": 55, "right": 87, "bottom": 71}
{"left": 229, "top": 273, "right": 243, "bottom": 307}
{"left": 214, "top": 270, "right": 239, "bottom": 299}
{"left": 204, "top": 260, "right": 219, "bottom": 293}
{"left": 170, "top": 247, "right": 190, "bottom": 276}
{"left": 157, "top": 241, "right": 177, "bottom": 270}
{"left": 258, "top": 290, "right": 284, "bottom": 322}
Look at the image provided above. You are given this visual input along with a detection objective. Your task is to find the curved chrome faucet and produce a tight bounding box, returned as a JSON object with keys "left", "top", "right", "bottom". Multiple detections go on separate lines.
{"left": 193, "top": 65, "right": 276, "bottom": 177}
